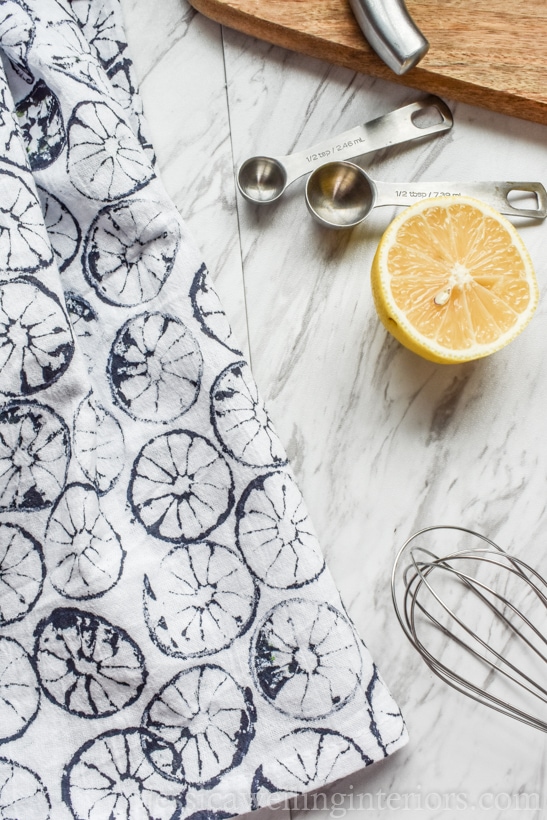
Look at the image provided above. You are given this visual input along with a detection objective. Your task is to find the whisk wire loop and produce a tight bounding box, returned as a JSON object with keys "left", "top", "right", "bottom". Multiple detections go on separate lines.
{"left": 404, "top": 561, "right": 547, "bottom": 710}
{"left": 404, "top": 578, "right": 544, "bottom": 704}
{"left": 408, "top": 550, "right": 547, "bottom": 672}
{"left": 392, "top": 525, "right": 547, "bottom": 733}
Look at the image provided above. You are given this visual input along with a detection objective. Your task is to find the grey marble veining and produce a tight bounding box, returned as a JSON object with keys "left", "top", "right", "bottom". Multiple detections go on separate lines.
{"left": 120, "top": 0, "right": 547, "bottom": 816}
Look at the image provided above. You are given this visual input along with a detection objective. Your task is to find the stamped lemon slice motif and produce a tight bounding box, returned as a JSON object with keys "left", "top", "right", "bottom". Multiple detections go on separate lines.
{"left": 371, "top": 197, "right": 538, "bottom": 364}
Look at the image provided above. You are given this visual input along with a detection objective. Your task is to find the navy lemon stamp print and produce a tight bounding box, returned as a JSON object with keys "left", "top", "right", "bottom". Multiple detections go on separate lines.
{"left": 16, "top": 79, "right": 65, "bottom": 169}
{"left": 67, "top": 100, "right": 153, "bottom": 201}
{"left": 365, "top": 664, "right": 407, "bottom": 753}
{"left": 37, "top": 186, "right": 81, "bottom": 272}
{"left": 83, "top": 198, "right": 180, "bottom": 306}
{"left": 143, "top": 541, "right": 258, "bottom": 658}
{"left": 45, "top": 483, "right": 125, "bottom": 599}
{"left": 62, "top": 727, "right": 185, "bottom": 819}
{"left": 0, "top": 522, "right": 45, "bottom": 625}
{"left": 64, "top": 292, "right": 98, "bottom": 370}
{"left": 190, "top": 263, "right": 241, "bottom": 354}
{"left": 0, "top": 0, "right": 35, "bottom": 83}
{"left": 39, "top": 16, "right": 107, "bottom": 93}
{"left": 0, "top": 758, "right": 51, "bottom": 819}
{"left": 73, "top": 392, "right": 125, "bottom": 494}
{"left": 0, "top": 636, "right": 40, "bottom": 744}
{"left": 0, "top": 74, "right": 29, "bottom": 168}
{"left": 108, "top": 312, "right": 202, "bottom": 423}
{"left": 34, "top": 607, "right": 146, "bottom": 718}
{"left": 129, "top": 430, "right": 234, "bottom": 543}
{"left": 236, "top": 470, "right": 325, "bottom": 589}
{"left": 252, "top": 599, "right": 362, "bottom": 719}
{"left": 72, "top": 1, "right": 125, "bottom": 69}
{"left": 0, "top": 278, "right": 74, "bottom": 397}
{"left": 142, "top": 664, "right": 256, "bottom": 788}
{"left": 251, "top": 728, "right": 370, "bottom": 809}
{"left": 211, "top": 361, "right": 287, "bottom": 468}
{"left": 0, "top": 401, "right": 70, "bottom": 512}
{"left": 0, "top": 170, "right": 53, "bottom": 273}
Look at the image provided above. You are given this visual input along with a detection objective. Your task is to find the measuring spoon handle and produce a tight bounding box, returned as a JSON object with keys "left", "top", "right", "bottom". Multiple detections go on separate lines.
{"left": 374, "top": 180, "right": 547, "bottom": 218}
{"left": 281, "top": 95, "right": 452, "bottom": 186}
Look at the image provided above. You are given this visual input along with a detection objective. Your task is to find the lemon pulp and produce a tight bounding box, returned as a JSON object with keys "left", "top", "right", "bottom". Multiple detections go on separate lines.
{"left": 371, "top": 196, "right": 538, "bottom": 364}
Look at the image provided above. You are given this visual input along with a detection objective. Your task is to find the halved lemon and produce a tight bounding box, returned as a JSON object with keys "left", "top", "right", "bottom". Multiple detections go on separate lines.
{"left": 371, "top": 196, "right": 538, "bottom": 363}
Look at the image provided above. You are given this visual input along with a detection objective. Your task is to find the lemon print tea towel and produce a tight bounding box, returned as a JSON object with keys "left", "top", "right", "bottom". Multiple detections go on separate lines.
{"left": 0, "top": 1, "right": 407, "bottom": 817}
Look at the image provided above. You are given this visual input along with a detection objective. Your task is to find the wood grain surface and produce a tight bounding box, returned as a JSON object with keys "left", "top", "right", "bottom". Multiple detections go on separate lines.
{"left": 189, "top": 0, "right": 547, "bottom": 124}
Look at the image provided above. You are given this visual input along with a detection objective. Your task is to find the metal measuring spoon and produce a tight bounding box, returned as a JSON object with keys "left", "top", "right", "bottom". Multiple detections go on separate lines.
{"left": 237, "top": 95, "right": 452, "bottom": 204}
{"left": 305, "top": 161, "right": 547, "bottom": 228}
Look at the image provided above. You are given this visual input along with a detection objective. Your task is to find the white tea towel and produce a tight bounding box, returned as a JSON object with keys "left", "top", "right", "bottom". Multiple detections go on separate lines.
{"left": 0, "top": 1, "right": 408, "bottom": 817}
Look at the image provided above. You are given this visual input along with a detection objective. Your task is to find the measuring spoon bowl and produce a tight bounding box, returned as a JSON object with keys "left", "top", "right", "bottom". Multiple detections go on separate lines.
{"left": 237, "top": 95, "right": 452, "bottom": 204}
{"left": 306, "top": 161, "right": 547, "bottom": 228}
{"left": 306, "top": 162, "right": 377, "bottom": 227}
{"left": 237, "top": 156, "right": 287, "bottom": 203}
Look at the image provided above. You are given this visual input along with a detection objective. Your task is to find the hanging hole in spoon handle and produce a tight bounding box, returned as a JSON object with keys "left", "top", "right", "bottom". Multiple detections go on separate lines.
{"left": 410, "top": 97, "right": 451, "bottom": 131}
{"left": 494, "top": 182, "right": 547, "bottom": 219}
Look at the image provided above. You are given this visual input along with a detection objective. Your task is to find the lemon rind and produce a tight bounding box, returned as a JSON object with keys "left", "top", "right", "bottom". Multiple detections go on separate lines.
{"left": 371, "top": 196, "right": 539, "bottom": 364}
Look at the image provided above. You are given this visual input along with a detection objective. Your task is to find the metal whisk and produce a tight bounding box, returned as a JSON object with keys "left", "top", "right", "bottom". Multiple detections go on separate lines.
{"left": 391, "top": 525, "right": 547, "bottom": 732}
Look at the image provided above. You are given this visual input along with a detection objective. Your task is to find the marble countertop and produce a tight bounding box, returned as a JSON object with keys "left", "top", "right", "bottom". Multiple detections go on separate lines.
{"left": 120, "top": 1, "right": 547, "bottom": 817}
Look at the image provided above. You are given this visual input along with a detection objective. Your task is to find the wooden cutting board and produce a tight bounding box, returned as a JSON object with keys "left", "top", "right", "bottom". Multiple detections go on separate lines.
{"left": 189, "top": 0, "right": 547, "bottom": 125}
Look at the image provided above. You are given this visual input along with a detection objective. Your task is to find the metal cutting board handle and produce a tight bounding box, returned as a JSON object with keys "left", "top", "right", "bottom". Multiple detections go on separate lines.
{"left": 349, "top": 0, "right": 429, "bottom": 74}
